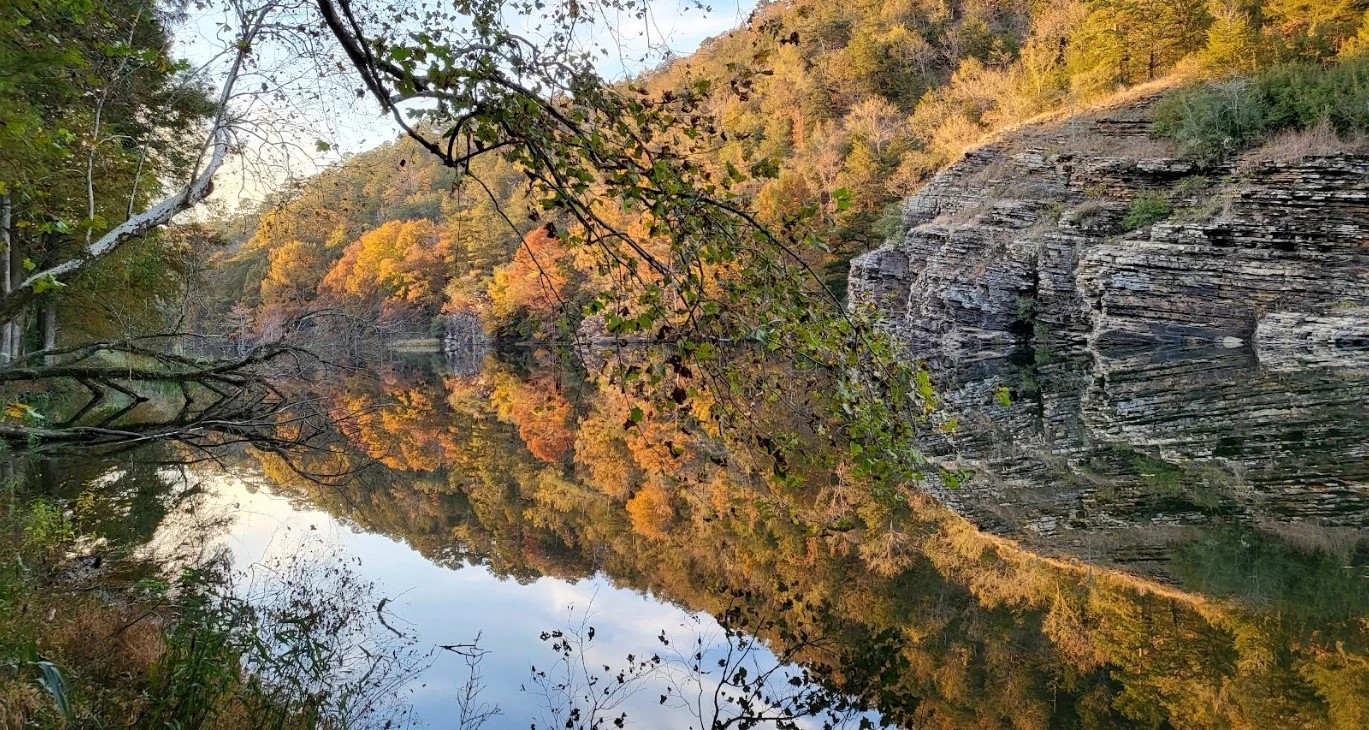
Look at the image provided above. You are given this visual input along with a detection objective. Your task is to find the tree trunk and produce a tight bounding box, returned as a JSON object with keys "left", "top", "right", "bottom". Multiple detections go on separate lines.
{"left": 11, "top": 312, "right": 23, "bottom": 362}
{"left": 1, "top": 194, "right": 10, "bottom": 364}
{"left": 40, "top": 300, "right": 56, "bottom": 365}
{"left": 6, "top": 221, "right": 22, "bottom": 363}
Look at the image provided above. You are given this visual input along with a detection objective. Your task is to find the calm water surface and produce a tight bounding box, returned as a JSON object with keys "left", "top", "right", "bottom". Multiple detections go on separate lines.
{"left": 32, "top": 347, "right": 1369, "bottom": 728}
{"left": 159, "top": 467, "right": 818, "bottom": 728}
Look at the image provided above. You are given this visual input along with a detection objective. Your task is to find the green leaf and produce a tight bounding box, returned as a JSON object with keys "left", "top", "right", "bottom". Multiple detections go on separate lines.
{"left": 748, "top": 157, "right": 779, "bottom": 179}
{"left": 35, "top": 660, "right": 72, "bottom": 721}
{"left": 914, "top": 369, "right": 934, "bottom": 403}
{"left": 832, "top": 187, "right": 853, "bottom": 212}
{"left": 993, "top": 385, "right": 1012, "bottom": 408}
{"left": 315, "top": 139, "right": 331, "bottom": 153}
{"left": 32, "top": 274, "right": 65, "bottom": 295}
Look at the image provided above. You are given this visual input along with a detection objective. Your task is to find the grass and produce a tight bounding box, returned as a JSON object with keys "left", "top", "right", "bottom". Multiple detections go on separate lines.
{"left": 1238, "top": 121, "right": 1369, "bottom": 170}
{"left": 0, "top": 495, "right": 196, "bottom": 727}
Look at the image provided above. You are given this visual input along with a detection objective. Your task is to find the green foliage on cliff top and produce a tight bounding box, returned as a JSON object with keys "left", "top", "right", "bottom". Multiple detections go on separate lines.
{"left": 1153, "top": 55, "right": 1369, "bottom": 162}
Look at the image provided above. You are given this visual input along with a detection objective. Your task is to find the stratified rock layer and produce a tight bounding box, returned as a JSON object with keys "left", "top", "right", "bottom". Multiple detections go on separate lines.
{"left": 850, "top": 97, "right": 1369, "bottom": 359}
{"left": 850, "top": 95, "right": 1369, "bottom": 582}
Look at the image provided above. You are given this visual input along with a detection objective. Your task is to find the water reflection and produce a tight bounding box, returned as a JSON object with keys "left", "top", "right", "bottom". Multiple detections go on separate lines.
{"left": 919, "top": 346, "right": 1369, "bottom": 590}
{"left": 38, "top": 453, "right": 864, "bottom": 728}
{"left": 24, "top": 343, "right": 1369, "bottom": 729}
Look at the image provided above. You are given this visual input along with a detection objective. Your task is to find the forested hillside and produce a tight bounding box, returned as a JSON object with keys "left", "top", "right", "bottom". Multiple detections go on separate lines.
{"left": 207, "top": 0, "right": 1369, "bottom": 344}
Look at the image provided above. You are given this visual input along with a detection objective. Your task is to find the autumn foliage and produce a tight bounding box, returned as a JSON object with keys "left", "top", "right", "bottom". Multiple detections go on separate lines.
{"left": 488, "top": 226, "right": 570, "bottom": 323}
{"left": 204, "top": 0, "right": 1369, "bottom": 346}
{"left": 256, "top": 356, "right": 1369, "bottom": 730}
{"left": 490, "top": 370, "right": 576, "bottom": 464}
{"left": 624, "top": 480, "right": 675, "bottom": 539}
{"left": 318, "top": 219, "right": 449, "bottom": 321}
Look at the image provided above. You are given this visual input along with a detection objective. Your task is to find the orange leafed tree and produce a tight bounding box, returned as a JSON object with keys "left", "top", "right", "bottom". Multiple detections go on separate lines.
{"left": 260, "top": 240, "right": 325, "bottom": 312}
{"left": 488, "top": 226, "right": 569, "bottom": 321}
{"left": 319, "top": 219, "right": 449, "bottom": 319}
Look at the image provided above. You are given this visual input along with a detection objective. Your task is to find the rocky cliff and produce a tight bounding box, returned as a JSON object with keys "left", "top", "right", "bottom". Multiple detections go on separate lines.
{"left": 849, "top": 93, "right": 1369, "bottom": 583}
{"left": 850, "top": 95, "right": 1369, "bottom": 360}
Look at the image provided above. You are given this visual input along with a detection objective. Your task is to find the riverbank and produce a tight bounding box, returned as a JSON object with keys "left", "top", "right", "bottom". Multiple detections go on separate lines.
{"left": 0, "top": 475, "right": 413, "bottom": 728}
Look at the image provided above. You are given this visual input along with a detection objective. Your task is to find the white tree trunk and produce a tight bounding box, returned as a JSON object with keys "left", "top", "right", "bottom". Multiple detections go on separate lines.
{"left": 40, "top": 300, "right": 56, "bottom": 365}
{"left": 0, "top": 194, "right": 10, "bottom": 363}
{"left": 13, "top": 125, "right": 233, "bottom": 296}
{"left": 7, "top": 4, "right": 269, "bottom": 306}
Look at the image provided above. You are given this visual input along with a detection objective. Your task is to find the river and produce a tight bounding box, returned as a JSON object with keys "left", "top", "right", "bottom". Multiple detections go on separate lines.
{"left": 22, "top": 345, "right": 1369, "bottom": 728}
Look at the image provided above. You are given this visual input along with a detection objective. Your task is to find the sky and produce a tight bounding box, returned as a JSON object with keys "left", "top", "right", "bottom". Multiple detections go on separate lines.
{"left": 171, "top": 0, "right": 759, "bottom": 212}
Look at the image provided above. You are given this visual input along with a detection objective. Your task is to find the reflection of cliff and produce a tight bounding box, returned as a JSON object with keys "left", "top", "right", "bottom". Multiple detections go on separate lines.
{"left": 1083, "top": 350, "right": 1369, "bottom": 521}
{"left": 918, "top": 350, "right": 1369, "bottom": 585}
{"left": 256, "top": 362, "right": 1367, "bottom": 730}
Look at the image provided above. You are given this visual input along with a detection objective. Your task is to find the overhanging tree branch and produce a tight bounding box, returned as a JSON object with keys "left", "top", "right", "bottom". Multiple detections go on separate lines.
{"left": 0, "top": 3, "right": 271, "bottom": 321}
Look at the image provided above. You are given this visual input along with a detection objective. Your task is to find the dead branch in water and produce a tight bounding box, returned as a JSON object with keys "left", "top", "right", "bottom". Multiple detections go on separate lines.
{"left": 0, "top": 341, "right": 332, "bottom": 457}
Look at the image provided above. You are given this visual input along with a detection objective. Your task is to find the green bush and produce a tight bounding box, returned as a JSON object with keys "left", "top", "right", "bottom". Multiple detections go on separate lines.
{"left": 1122, "top": 193, "right": 1172, "bottom": 230}
{"left": 1153, "top": 56, "right": 1369, "bottom": 161}
{"left": 19, "top": 499, "right": 71, "bottom": 551}
{"left": 872, "top": 201, "right": 906, "bottom": 243}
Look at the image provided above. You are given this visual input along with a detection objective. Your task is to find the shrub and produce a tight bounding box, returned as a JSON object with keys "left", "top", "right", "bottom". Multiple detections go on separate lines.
{"left": 16, "top": 498, "right": 73, "bottom": 558}
{"left": 1122, "top": 193, "right": 1172, "bottom": 230}
{"left": 1153, "top": 56, "right": 1369, "bottom": 161}
{"left": 1152, "top": 79, "right": 1267, "bottom": 162}
{"left": 872, "top": 201, "right": 906, "bottom": 243}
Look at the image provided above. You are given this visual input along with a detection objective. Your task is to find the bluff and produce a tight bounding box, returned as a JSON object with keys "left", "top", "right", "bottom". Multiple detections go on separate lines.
{"left": 849, "top": 91, "right": 1369, "bottom": 582}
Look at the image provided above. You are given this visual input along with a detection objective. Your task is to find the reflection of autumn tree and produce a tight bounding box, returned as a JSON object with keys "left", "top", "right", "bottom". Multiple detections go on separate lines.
{"left": 332, "top": 373, "right": 464, "bottom": 472}
{"left": 489, "top": 369, "right": 575, "bottom": 464}
{"left": 255, "top": 445, "right": 356, "bottom": 488}
{"left": 571, "top": 391, "right": 642, "bottom": 500}
{"left": 624, "top": 478, "right": 675, "bottom": 539}
{"left": 251, "top": 359, "right": 1368, "bottom": 730}
{"left": 253, "top": 446, "right": 480, "bottom": 567}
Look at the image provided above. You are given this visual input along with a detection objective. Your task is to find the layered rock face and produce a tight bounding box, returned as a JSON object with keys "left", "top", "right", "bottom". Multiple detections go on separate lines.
{"left": 1080, "top": 156, "right": 1369, "bottom": 349}
{"left": 849, "top": 98, "right": 1369, "bottom": 359}
{"left": 850, "top": 95, "right": 1369, "bottom": 581}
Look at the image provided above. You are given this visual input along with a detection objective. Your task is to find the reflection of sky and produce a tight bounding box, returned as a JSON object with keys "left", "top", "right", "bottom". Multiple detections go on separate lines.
{"left": 159, "top": 467, "right": 862, "bottom": 729}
